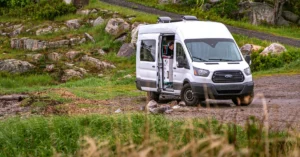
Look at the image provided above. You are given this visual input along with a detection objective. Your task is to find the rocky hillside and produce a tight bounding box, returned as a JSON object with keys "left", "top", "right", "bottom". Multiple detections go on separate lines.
{"left": 0, "top": 4, "right": 146, "bottom": 83}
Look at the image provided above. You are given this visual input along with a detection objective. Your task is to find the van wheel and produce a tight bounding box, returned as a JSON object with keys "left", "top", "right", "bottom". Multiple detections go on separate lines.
{"left": 181, "top": 84, "right": 199, "bottom": 106}
{"left": 232, "top": 92, "right": 254, "bottom": 106}
{"left": 147, "top": 92, "right": 160, "bottom": 102}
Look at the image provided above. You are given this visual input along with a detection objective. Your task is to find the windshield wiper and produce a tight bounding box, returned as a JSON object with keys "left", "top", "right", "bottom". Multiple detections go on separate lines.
{"left": 192, "top": 56, "right": 207, "bottom": 62}
{"left": 208, "top": 59, "right": 237, "bottom": 61}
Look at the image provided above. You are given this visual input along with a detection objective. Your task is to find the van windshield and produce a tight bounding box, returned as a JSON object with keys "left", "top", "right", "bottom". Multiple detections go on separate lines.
{"left": 185, "top": 38, "right": 242, "bottom": 62}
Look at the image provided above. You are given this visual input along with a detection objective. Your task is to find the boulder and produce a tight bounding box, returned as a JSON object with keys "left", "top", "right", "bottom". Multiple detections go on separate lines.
{"left": 26, "top": 54, "right": 44, "bottom": 62}
{"left": 282, "top": 11, "right": 299, "bottom": 23}
{"left": 66, "top": 50, "right": 80, "bottom": 60}
{"left": 146, "top": 100, "right": 158, "bottom": 113}
{"left": 0, "top": 59, "right": 35, "bottom": 73}
{"left": 10, "top": 26, "right": 23, "bottom": 37}
{"left": 48, "top": 40, "right": 70, "bottom": 49}
{"left": 84, "top": 33, "right": 95, "bottom": 43}
{"left": 115, "top": 34, "right": 127, "bottom": 42}
{"left": 90, "top": 9, "right": 98, "bottom": 14}
{"left": 277, "top": 16, "right": 290, "bottom": 26}
{"left": 79, "top": 38, "right": 86, "bottom": 44}
{"left": 131, "top": 24, "right": 144, "bottom": 44}
{"left": 209, "top": 0, "right": 220, "bottom": 3}
{"left": 98, "top": 49, "right": 106, "bottom": 55}
{"left": 202, "top": 3, "right": 212, "bottom": 11}
{"left": 61, "top": 69, "right": 83, "bottom": 82}
{"left": 249, "top": 3, "right": 274, "bottom": 25}
{"left": 159, "top": 0, "right": 181, "bottom": 4}
{"left": 47, "top": 52, "right": 62, "bottom": 62}
{"left": 63, "top": 0, "right": 72, "bottom": 4}
{"left": 117, "top": 43, "right": 135, "bottom": 57}
{"left": 240, "top": 2, "right": 290, "bottom": 26}
{"left": 70, "top": 37, "right": 81, "bottom": 46}
{"left": 105, "top": 18, "right": 130, "bottom": 36}
{"left": 66, "top": 19, "right": 81, "bottom": 29}
{"left": 240, "top": 44, "right": 263, "bottom": 55}
{"left": 45, "top": 64, "right": 55, "bottom": 72}
{"left": 77, "top": 9, "right": 90, "bottom": 15}
{"left": 260, "top": 43, "right": 286, "bottom": 56}
{"left": 81, "top": 55, "right": 116, "bottom": 69}
{"left": 123, "top": 74, "right": 132, "bottom": 78}
{"left": 36, "top": 26, "right": 53, "bottom": 36}
{"left": 93, "top": 16, "right": 104, "bottom": 27}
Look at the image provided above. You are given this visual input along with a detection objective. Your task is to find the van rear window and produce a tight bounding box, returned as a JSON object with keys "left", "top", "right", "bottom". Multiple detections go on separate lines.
{"left": 140, "top": 40, "right": 156, "bottom": 62}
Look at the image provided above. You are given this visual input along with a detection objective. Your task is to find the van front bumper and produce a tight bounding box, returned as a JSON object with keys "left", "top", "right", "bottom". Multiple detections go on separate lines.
{"left": 190, "top": 81, "right": 254, "bottom": 99}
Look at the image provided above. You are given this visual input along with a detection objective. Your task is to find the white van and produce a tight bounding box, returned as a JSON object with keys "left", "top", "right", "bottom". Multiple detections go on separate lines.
{"left": 135, "top": 16, "right": 254, "bottom": 106}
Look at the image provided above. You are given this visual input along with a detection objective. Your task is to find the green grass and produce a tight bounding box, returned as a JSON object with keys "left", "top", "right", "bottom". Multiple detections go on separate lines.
{"left": 253, "top": 58, "right": 300, "bottom": 77}
{"left": 0, "top": 73, "right": 56, "bottom": 94}
{"left": 0, "top": 114, "right": 291, "bottom": 157}
{"left": 127, "top": 0, "right": 300, "bottom": 39}
{"left": 86, "top": 0, "right": 157, "bottom": 23}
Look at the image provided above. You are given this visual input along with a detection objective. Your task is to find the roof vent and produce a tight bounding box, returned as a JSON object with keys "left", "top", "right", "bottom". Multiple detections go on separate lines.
{"left": 182, "top": 15, "right": 198, "bottom": 21}
{"left": 157, "top": 17, "right": 172, "bottom": 23}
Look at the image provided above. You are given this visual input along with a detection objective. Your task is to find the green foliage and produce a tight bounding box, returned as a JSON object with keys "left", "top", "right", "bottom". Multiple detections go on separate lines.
{"left": 0, "top": 0, "right": 76, "bottom": 20}
{"left": 286, "top": 0, "right": 300, "bottom": 15}
{"left": 210, "top": 0, "right": 240, "bottom": 19}
{"left": 0, "top": 114, "right": 292, "bottom": 156}
{"left": 250, "top": 49, "right": 300, "bottom": 72}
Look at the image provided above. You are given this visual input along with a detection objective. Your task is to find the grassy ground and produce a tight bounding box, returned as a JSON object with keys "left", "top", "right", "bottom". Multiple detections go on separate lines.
{"left": 0, "top": 114, "right": 293, "bottom": 157}
{"left": 127, "top": 0, "right": 300, "bottom": 39}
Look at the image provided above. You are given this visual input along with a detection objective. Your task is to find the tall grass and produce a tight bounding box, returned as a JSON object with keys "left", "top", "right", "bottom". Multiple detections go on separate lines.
{"left": 0, "top": 114, "right": 298, "bottom": 157}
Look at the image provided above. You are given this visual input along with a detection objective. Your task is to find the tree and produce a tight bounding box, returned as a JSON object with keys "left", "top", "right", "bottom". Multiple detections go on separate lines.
{"left": 273, "top": 0, "right": 288, "bottom": 25}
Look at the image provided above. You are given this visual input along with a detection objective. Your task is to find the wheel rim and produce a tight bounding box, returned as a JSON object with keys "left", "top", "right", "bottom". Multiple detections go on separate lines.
{"left": 184, "top": 88, "right": 194, "bottom": 102}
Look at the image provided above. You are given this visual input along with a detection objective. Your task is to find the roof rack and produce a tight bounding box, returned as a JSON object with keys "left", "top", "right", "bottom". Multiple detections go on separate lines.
{"left": 157, "top": 17, "right": 172, "bottom": 23}
{"left": 182, "top": 15, "right": 198, "bottom": 21}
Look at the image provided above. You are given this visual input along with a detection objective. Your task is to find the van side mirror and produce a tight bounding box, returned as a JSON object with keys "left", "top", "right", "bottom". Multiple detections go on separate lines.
{"left": 245, "top": 55, "right": 251, "bottom": 65}
{"left": 177, "top": 61, "right": 189, "bottom": 69}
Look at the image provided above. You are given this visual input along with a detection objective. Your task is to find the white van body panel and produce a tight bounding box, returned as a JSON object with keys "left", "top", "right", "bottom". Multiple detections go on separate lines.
{"left": 136, "top": 20, "right": 254, "bottom": 101}
{"left": 136, "top": 33, "right": 160, "bottom": 92}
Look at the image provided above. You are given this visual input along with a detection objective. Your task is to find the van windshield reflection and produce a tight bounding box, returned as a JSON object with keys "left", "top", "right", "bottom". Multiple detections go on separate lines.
{"left": 185, "top": 38, "right": 242, "bottom": 62}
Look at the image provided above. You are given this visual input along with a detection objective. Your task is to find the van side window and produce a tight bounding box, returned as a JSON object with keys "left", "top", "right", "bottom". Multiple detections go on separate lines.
{"left": 140, "top": 40, "right": 156, "bottom": 62}
{"left": 176, "top": 43, "right": 188, "bottom": 67}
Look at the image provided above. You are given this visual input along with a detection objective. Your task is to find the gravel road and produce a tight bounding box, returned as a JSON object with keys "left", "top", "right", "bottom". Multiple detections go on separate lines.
{"left": 170, "top": 75, "right": 300, "bottom": 130}
{"left": 100, "top": 0, "right": 300, "bottom": 47}
{"left": 1, "top": 75, "right": 300, "bottom": 130}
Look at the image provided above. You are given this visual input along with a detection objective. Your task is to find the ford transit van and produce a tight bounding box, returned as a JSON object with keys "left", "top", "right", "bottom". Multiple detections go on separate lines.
{"left": 135, "top": 16, "right": 254, "bottom": 106}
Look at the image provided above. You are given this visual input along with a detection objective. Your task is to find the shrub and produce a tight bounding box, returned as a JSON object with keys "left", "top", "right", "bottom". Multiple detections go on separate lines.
{"left": 210, "top": 0, "right": 240, "bottom": 19}
{"left": 250, "top": 50, "right": 300, "bottom": 72}
{"left": 0, "top": 0, "right": 76, "bottom": 20}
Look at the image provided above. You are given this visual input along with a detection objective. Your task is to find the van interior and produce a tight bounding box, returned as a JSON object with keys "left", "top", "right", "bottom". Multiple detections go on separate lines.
{"left": 161, "top": 35, "right": 175, "bottom": 91}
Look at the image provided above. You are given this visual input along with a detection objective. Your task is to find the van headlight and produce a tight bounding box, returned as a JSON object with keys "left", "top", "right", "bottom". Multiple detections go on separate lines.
{"left": 194, "top": 67, "right": 210, "bottom": 77}
{"left": 244, "top": 67, "right": 251, "bottom": 76}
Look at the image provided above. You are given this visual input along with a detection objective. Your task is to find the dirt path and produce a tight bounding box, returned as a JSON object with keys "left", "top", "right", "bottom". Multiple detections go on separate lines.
{"left": 100, "top": 0, "right": 300, "bottom": 47}
{"left": 169, "top": 75, "right": 300, "bottom": 130}
{"left": 1, "top": 75, "right": 300, "bottom": 130}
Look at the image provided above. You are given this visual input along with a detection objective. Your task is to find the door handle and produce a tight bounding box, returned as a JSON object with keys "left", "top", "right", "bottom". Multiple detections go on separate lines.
{"left": 173, "top": 67, "right": 176, "bottom": 69}
{"left": 152, "top": 65, "right": 155, "bottom": 68}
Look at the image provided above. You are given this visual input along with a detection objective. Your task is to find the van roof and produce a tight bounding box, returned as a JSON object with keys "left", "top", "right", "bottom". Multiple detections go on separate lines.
{"left": 138, "top": 21, "right": 233, "bottom": 40}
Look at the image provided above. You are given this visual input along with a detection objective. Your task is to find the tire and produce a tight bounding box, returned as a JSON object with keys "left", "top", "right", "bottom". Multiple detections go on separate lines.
{"left": 232, "top": 92, "right": 254, "bottom": 106}
{"left": 147, "top": 92, "right": 160, "bottom": 102}
{"left": 181, "top": 83, "right": 199, "bottom": 106}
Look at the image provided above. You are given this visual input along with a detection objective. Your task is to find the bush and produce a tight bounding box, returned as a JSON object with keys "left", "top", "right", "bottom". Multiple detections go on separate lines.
{"left": 250, "top": 50, "right": 300, "bottom": 72}
{"left": 210, "top": 0, "right": 240, "bottom": 19}
{"left": 0, "top": 0, "right": 76, "bottom": 20}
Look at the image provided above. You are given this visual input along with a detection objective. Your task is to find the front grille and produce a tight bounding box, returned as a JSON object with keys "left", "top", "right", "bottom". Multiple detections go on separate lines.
{"left": 212, "top": 70, "right": 244, "bottom": 83}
